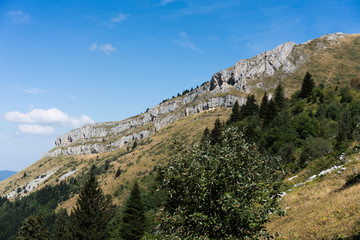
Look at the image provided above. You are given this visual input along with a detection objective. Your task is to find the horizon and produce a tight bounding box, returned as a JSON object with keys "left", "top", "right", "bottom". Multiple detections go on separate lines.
{"left": 1, "top": 0, "right": 360, "bottom": 171}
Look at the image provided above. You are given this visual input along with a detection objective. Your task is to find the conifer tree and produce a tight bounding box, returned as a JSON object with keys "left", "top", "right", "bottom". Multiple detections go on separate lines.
{"left": 71, "top": 171, "right": 114, "bottom": 240}
{"left": 119, "top": 182, "right": 146, "bottom": 240}
{"left": 264, "top": 99, "right": 277, "bottom": 125}
{"left": 210, "top": 118, "right": 223, "bottom": 145}
{"left": 16, "top": 213, "right": 50, "bottom": 240}
{"left": 229, "top": 100, "right": 241, "bottom": 123}
{"left": 240, "top": 95, "right": 259, "bottom": 119}
{"left": 54, "top": 210, "right": 72, "bottom": 240}
{"left": 299, "top": 72, "right": 315, "bottom": 99}
{"left": 259, "top": 92, "right": 268, "bottom": 119}
{"left": 201, "top": 127, "right": 211, "bottom": 145}
{"left": 274, "top": 84, "right": 286, "bottom": 110}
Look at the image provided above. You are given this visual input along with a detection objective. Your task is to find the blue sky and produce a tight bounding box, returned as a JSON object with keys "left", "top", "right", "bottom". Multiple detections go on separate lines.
{"left": 0, "top": 0, "right": 359, "bottom": 171}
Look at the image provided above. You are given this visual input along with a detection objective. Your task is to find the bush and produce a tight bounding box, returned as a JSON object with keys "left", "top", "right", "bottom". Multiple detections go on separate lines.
{"left": 160, "top": 127, "right": 284, "bottom": 239}
{"left": 350, "top": 78, "right": 360, "bottom": 89}
{"left": 300, "top": 137, "right": 332, "bottom": 164}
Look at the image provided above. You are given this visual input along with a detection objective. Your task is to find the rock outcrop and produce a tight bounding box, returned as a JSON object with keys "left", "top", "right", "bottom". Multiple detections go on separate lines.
{"left": 210, "top": 41, "right": 296, "bottom": 92}
{"left": 42, "top": 32, "right": 347, "bottom": 157}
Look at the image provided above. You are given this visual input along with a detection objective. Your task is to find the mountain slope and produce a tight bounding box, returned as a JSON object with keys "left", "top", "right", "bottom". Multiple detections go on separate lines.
{"left": 41, "top": 32, "right": 359, "bottom": 158}
{"left": 1, "top": 32, "right": 359, "bottom": 209}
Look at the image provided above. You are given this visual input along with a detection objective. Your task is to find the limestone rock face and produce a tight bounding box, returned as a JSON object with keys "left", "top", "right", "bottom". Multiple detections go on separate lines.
{"left": 209, "top": 41, "right": 296, "bottom": 92}
{"left": 42, "top": 32, "right": 348, "bottom": 158}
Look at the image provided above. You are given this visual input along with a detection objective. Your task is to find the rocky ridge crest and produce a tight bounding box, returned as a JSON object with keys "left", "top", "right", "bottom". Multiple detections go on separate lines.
{"left": 42, "top": 32, "right": 346, "bottom": 157}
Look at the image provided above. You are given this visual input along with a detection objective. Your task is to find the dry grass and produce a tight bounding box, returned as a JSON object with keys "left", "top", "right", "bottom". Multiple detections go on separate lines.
{"left": 0, "top": 107, "right": 231, "bottom": 212}
{"left": 266, "top": 154, "right": 360, "bottom": 239}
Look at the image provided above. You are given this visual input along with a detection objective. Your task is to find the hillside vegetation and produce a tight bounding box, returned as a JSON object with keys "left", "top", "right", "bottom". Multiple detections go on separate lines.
{"left": 1, "top": 33, "right": 360, "bottom": 239}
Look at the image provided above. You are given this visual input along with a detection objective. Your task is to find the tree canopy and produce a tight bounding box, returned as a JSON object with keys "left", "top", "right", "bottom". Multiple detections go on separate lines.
{"left": 71, "top": 172, "right": 114, "bottom": 240}
{"left": 161, "top": 127, "right": 284, "bottom": 239}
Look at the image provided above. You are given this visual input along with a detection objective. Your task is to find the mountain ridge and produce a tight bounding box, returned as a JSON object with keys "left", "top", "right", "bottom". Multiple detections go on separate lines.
{"left": 42, "top": 32, "right": 355, "bottom": 158}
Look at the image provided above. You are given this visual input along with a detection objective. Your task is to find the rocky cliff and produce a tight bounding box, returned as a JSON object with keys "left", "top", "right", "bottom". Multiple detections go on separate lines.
{"left": 42, "top": 32, "right": 347, "bottom": 157}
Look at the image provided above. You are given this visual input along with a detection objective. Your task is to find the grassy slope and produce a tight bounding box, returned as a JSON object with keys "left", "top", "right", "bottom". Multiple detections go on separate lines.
{"left": 247, "top": 34, "right": 360, "bottom": 101}
{"left": 0, "top": 107, "right": 231, "bottom": 211}
{"left": 267, "top": 150, "right": 360, "bottom": 239}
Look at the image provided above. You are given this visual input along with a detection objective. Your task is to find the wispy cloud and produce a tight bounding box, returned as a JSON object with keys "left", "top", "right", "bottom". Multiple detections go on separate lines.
{"left": 173, "top": 31, "right": 202, "bottom": 53}
{"left": 4, "top": 107, "right": 94, "bottom": 132}
{"left": 89, "top": 43, "right": 116, "bottom": 55}
{"left": 18, "top": 87, "right": 46, "bottom": 94}
{"left": 65, "top": 95, "right": 77, "bottom": 100}
{"left": 18, "top": 124, "right": 54, "bottom": 135}
{"left": 110, "top": 14, "right": 128, "bottom": 23}
{"left": 158, "top": 0, "right": 181, "bottom": 6}
{"left": 7, "top": 10, "right": 30, "bottom": 24}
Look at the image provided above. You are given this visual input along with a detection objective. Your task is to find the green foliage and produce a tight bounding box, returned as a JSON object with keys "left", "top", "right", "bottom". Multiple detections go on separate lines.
{"left": 115, "top": 168, "right": 122, "bottom": 178}
{"left": 300, "top": 137, "right": 332, "bottom": 165}
{"left": 119, "top": 182, "right": 146, "bottom": 240}
{"left": 274, "top": 84, "right": 286, "bottom": 110}
{"left": 240, "top": 94, "right": 259, "bottom": 120}
{"left": 294, "top": 113, "right": 320, "bottom": 139}
{"left": 259, "top": 91, "right": 268, "bottom": 119}
{"left": 229, "top": 100, "right": 241, "bottom": 123}
{"left": 0, "top": 181, "right": 75, "bottom": 240}
{"left": 54, "top": 210, "right": 72, "bottom": 240}
{"left": 210, "top": 118, "right": 223, "bottom": 145}
{"left": 160, "top": 127, "right": 284, "bottom": 239}
{"left": 71, "top": 172, "right": 114, "bottom": 240}
{"left": 16, "top": 213, "right": 50, "bottom": 240}
{"left": 264, "top": 99, "right": 277, "bottom": 125}
{"left": 300, "top": 71, "right": 315, "bottom": 99}
{"left": 262, "top": 111, "right": 298, "bottom": 154}
{"left": 200, "top": 127, "right": 211, "bottom": 145}
{"left": 340, "top": 87, "right": 353, "bottom": 103}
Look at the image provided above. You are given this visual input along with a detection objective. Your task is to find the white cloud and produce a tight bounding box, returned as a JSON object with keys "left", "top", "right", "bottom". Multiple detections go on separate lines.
{"left": 89, "top": 43, "right": 98, "bottom": 51}
{"left": 99, "top": 44, "right": 116, "bottom": 55}
{"left": 65, "top": 95, "right": 77, "bottom": 100}
{"left": 89, "top": 43, "right": 116, "bottom": 55}
{"left": 110, "top": 14, "right": 127, "bottom": 23}
{"left": 18, "top": 87, "right": 46, "bottom": 94}
{"left": 4, "top": 107, "right": 94, "bottom": 128}
{"left": 173, "top": 31, "right": 202, "bottom": 53}
{"left": 18, "top": 124, "right": 54, "bottom": 135}
{"left": 7, "top": 10, "right": 30, "bottom": 24}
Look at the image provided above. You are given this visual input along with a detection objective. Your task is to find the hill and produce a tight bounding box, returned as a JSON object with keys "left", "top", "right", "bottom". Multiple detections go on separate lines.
{"left": 0, "top": 32, "right": 360, "bottom": 239}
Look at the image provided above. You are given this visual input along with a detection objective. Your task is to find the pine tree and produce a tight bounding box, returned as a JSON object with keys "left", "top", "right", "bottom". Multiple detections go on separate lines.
{"left": 229, "top": 100, "right": 241, "bottom": 123}
{"left": 274, "top": 84, "right": 285, "bottom": 110}
{"left": 119, "top": 182, "right": 146, "bottom": 240}
{"left": 201, "top": 127, "right": 211, "bottom": 145}
{"left": 210, "top": 118, "right": 223, "bottom": 145}
{"left": 16, "top": 213, "right": 50, "bottom": 240}
{"left": 259, "top": 92, "right": 268, "bottom": 119}
{"left": 299, "top": 72, "right": 315, "bottom": 99}
{"left": 54, "top": 210, "right": 72, "bottom": 240}
{"left": 240, "top": 95, "right": 259, "bottom": 119}
{"left": 264, "top": 99, "right": 277, "bottom": 125}
{"left": 115, "top": 168, "right": 122, "bottom": 178}
{"left": 71, "top": 171, "right": 114, "bottom": 240}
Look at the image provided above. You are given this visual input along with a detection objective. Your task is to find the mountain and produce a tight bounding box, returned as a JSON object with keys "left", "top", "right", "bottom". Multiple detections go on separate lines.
{"left": 0, "top": 32, "right": 360, "bottom": 238}
{"left": 41, "top": 32, "right": 359, "bottom": 158}
{"left": 2, "top": 32, "right": 359, "bottom": 199}
{"left": 0, "top": 170, "right": 17, "bottom": 182}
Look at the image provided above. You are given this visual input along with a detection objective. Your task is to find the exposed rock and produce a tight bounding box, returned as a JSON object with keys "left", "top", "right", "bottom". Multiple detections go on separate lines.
{"left": 42, "top": 33, "right": 350, "bottom": 158}
{"left": 209, "top": 41, "right": 296, "bottom": 91}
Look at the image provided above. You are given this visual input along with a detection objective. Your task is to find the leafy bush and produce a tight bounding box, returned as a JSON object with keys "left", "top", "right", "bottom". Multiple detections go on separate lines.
{"left": 160, "top": 127, "right": 284, "bottom": 239}
{"left": 300, "top": 137, "right": 332, "bottom": 165}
